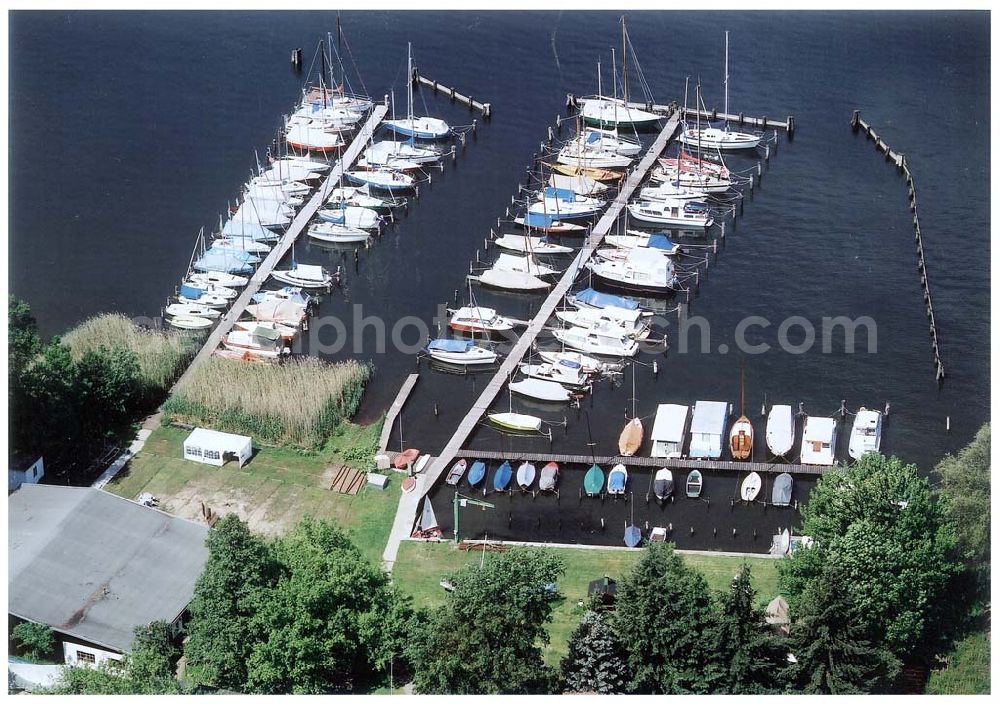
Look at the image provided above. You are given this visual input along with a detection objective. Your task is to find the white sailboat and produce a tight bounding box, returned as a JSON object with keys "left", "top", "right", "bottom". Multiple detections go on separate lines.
{"left": 537, "top": 349, "right": 623, "bottom": 375}
{"left": 470, "top": 268, "right": 551, "bottom": 292}
{"left": 556, "top": 142, "right": 633, "bottom": 168}
{"left": 494, "top": 233, "right": 574, "bottom": 255}
{"left": 509, "top": 378, "right": 574, "bottom": 403}
{"left": 345, "top": 168, "right": 416, "bottom": 191}
{"left": 425, "top": 339, "right": 498, "bottom": 365}
{"left": 676, "top": 32, "right": 761, "bottom": 151}
{"left": 492, "top": 252, "right": 561, "bottom": 278}
{"left": 188, "top": 271, "right": 249, "bottom": 289}
{"left": 765, "top": 404, "right": 795, "bottom": 457}
{"left": 308, "top": 222, "right": 371, "bottom": 244}
{"left": 604, "top": 231, "right": 682, "bottom": 255}
{"left": 316, "top": 205, "right": 382, "bottom": 231}
{"left": 382, "top": 44, "right": 451, "bottom": 139}
{"left": 363, "top": 140, "right": 442, "bottom": 167}
{"left": 165, "top": 303, "right": 220, "bottom": 320}
{"left": 548, "top": 172, "right": 608, "bottom": 196}
{"left": 579, "top": 22, "right": 661, "bottom": 129}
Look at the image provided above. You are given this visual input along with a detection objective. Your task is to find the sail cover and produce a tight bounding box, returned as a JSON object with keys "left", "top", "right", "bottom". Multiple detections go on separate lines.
{"left": 428, "top": 339, "right": 473, "bottom": 353}
{"left": 543, "top": 186, "right": 577, "bottom": 201}
{"left": 647, "top": 234, "right": 678, "bottom": 252}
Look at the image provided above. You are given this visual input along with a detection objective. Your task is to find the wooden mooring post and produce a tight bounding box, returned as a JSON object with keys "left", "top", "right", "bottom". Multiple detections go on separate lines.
{"left": 851, "top": 110, "right": 944, "bottom": 382}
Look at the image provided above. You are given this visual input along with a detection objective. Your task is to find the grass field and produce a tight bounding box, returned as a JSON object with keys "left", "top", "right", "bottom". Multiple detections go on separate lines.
{"left": 106, "top": 422, "right": 398, "bottom": 564}
{"left": 925, "top": 630, "right": 991, "bottom": 695}
{"left": 392, "top": 541, "right": 779, "bottom": 666}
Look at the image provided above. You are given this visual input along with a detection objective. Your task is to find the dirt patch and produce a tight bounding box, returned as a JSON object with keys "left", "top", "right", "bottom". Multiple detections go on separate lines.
{"left": 159, "top": 476, "right": 296, "bottom": 537}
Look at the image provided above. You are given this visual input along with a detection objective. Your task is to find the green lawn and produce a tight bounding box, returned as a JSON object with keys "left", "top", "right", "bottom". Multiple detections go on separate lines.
{"left": 106, "top": 422, "right": 398, "bottom": 564}
{"left": 392, "top": 541, "right": 779, "bottom": 666}
{"left": 926, "top": 630, "right": 991, "bottom": 695}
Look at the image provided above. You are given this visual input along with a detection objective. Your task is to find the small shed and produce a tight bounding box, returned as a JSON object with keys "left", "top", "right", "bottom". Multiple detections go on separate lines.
{"left": 9, "top": 453, "right": 45, "bottom": 492}
{"left": 183, "top": 428, "right": 252, "bottom": 468}
{"left": 650, "top": 404, "right": 689, "bottom": 458}
{"left": 689, "top": 400, "right": 729, "bottom": 459}
{"left": 765, "top": 595, "right": 791, "bottom": 636}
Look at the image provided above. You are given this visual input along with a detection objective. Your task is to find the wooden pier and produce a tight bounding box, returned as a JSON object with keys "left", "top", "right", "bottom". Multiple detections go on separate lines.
{"left": 413, "top": 70, "right": 491, "bottom": 118}
{"left": 418, "top": 108, "right": 682, "bottom": 492}
{"left": 378, "top": 373, "right": 420, "bottom": 453}
{"left": 170, "top": 103, "right": 389, "bottom": 394}
{"left": 851, "top": 110, "right": 945, "bottom": 382}
{"left": 455, "top": 449, "right": 833, "bottom": 476}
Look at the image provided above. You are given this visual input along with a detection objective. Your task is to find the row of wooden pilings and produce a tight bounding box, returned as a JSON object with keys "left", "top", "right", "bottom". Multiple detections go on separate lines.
{"left": 851, "top": 109, "right": 945, "bottom": 382}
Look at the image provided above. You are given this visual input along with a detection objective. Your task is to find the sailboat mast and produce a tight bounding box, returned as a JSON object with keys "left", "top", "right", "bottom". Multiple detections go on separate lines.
{"left": 406, "top": 42, "right": 414, "bottom": 122}
{"left": 621, "top": 16, "right": 629, "bottom": 104}
{"left": 319, "top": 39, "right": 328, "bottom": 107}
{"left": 724, "top": 30, "right": 729, "bottom": 124}
{"left": 338, "top": 12, "right": 344, "bottom": 89}
{"left": 597, "top": 58, "right": 602, "bottom": 98}
{"left": 611, "top": 48, "right": 618, "bottom": 126}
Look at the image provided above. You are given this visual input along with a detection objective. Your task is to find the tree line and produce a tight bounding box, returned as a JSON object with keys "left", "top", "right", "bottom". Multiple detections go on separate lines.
{"left": 30, "top": 427, "right": 989, "bottom": 695}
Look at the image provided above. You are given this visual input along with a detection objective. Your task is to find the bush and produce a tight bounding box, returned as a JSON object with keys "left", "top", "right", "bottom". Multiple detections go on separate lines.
{"left": 164, "top": 357, "right": 370, "bottom": 448}
{"left": 11, "top": 621, "right": 54, "bottom": 661}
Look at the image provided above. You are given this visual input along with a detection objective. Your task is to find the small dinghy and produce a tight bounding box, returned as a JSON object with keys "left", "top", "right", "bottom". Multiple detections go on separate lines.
{"left": 848, "top": 408, "right": 883, "bottom": 460}
{"left": 583, "top": 464, "right": 605, "bottom": 496}
{"left": 493, "top": 461, "right": 513, "bottom": 492}
{"left": 166, "top": 303, "right": 220, "bottom": 319}
{"left": 653, "top": 468, "right": 674, "bottom": 501}
{"left": 487, "top": 412, "right": 543, "bottom": 433}
{"left": 271, "top": 264, "right": 333, "bottom": 289}
{"left": 766, "top": 405, "right": 795, "bottom": 457}
{"left": 393, "top": 448, "right": 420, "bottom": 470}
{"left": 686, "top": 470, "right": 703, "bottom": 498}
{"left": 740, "top": 471, "right": 762, "bottom": 502}
{"left": 509, "top": 378, "right": 573, "bottom": 403}
{"left": 538, "top": 462, "right": 560, "bottom": 492}
{"left": 425, "top": 339, "right": 498, "bottom": 366}
{"left": 624, "top": 524, "right": 642, "bottom": 548}
{"left": 607, "top": 464, "right": 628, "bottom": 495}
{"left": 516, "top": 462, "right": 537, "bottom": 490}
{"left": 772, "top": 472, "right": 793, "bottom": 506}
{"left": 619, "top": 417, "right": 644, "bottom": 456}
{"left": 167, "top": 315, "right": 214, "bottom": 330}
{"left": 445, "top": 459, "right": 468, "bottom": 486}
{"left": 467, "top": 460, "right": 487, "bottom": 487}
{"left": 414, "top": 454, "right": 431, "bottom": 473}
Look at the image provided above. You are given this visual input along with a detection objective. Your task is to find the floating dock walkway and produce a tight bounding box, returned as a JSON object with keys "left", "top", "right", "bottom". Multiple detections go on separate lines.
{"left": 418, "top": 109, "right": 682, "bottom": 493}
{"left": 851, "top": 110, "right": 944, "bottom": 382}
{"left": 170, "top": 103, "right": 389, "bottom": 393}
{"left": 455, "top": 449, "right": 832, "bottom": 476}
{"left": 413, "top": 69, "right": 492, "bottom": 118}
{"left": 378, "top": 373, "right": 420, "bottom": 453}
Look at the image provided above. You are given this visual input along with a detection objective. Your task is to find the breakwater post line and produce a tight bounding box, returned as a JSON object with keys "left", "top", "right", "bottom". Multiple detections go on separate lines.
{"left": 170, "top": 103, "right": 390, "bottom": 395}
{"left": 412, "top": 67, "right": 492, "bottom": 119}
{"left": 851, "top": 110, "right": 945, "bottom": 383}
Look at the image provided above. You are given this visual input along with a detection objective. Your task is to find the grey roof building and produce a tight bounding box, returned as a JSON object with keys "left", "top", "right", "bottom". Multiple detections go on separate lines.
{"left": 8, "top": 485, "right": 210, "bottom": 653}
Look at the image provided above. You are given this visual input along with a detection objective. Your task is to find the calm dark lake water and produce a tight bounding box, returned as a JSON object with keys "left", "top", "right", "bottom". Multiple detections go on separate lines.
{"left": 9, "top": 11, "right": 989, "bottom": 550}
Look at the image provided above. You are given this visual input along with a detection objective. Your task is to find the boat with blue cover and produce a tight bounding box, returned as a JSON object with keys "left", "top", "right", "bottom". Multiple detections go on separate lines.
{"left": 607, "top": 463, "right": 628, "bottom": 495}
{"left": 467, "top": 460, "right": 487, "bottom": 487}
{"left": 492, "top": 461, "right": 513, "bottom": 492}
{"left": 424, "top": 339, "right": 498, "bottom": 366}
{"left": 568, "top": 287, "right": 641, "bottom": 312}
{"left": 624, "top": 524, "right": 642, "bottom": 547}
{"left": 513, "top": 212, "right": 587, "bottom": 234}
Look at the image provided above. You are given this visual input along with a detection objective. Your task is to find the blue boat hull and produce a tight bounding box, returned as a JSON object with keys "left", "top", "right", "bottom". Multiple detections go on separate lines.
{"left": 492, "top": 462, "right": 513, "bottom": 491}
{"left": 467, "top": 461, "right": 486, "bottom": 486}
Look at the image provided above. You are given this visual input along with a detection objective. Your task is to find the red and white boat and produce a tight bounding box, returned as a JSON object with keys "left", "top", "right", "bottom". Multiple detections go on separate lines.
{"left": 448, "top": 306, "right": 517, "bottom": 335}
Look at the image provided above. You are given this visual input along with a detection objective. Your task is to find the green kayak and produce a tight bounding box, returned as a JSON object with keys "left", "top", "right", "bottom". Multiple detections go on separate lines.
{"left": 583, "top": 464, "right": 605, "bottom": 496}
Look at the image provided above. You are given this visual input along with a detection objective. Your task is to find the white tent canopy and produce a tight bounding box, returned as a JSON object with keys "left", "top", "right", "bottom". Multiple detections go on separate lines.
{"left": 183, "top": 428, "right": 252, "bottom": 468}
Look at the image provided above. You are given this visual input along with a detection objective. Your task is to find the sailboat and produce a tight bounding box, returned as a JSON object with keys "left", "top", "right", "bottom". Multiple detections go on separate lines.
{"left": 579, "top": 21, "right": 661, "bottom": 129}
{"left": 677, "top": 32, "right": 761, "bottom": 151}
{"left": 509, "top": 377, "right": 573, "bottom": 403}
{"left": 424, "top": 339, "right": 498, "bottom": 366}
{"left": 516, "top": 462, "right": 537, "bottom": 490}
{"left": 740, "top": 471, "right": 762, "bottom": 502}
{"left": 583, "top": 463, "right": 605, "bottom": 496}
{"left": 467, "top": 460, "right": 487, "bottom": 486}
{"left": 607, "top": 463, "right": 628, "bottom": 495}
{"left": 487, "top": 412, "right": 543, "bottom": 433}
{"left": 492, "top": 461, "right": 513, "bottom": 491}
{"left": 539, "top": 462, "right": 560, "bottom": 491}
{"left": 308, "top": 222, "right": 371, "bottom": 245}
{"left": 765, "top": 404, "right": 795, "bottom": 457}
{"left": 771, "top": 472, "right": 793, "bottom": 506}
{"left": 383, "top": 44, "right": 451, "bottom": 139}
{"left": 729, "top": 367, "right": 754, "bottom": 460}
{"left": 494, "top": 233, "right": 574, "bottom": 255}
{"left": 448, "top": 304, "right": 516, "bottom": 335}
{"left": 619, "top": 364, "right": 643, "bottom": 455}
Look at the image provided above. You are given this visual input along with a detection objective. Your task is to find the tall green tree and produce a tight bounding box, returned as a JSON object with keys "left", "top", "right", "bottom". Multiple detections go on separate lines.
{"left": 244, "top": 518, "right": 411, "bottom": 694}
{"left": 708, "top": 565, "right": 787, "bottom": 694}
{"left": 10, "top": 621, "right": 54, "bottom": 662}
{"left": 184, "top": 515, "right": 279, "bottom": 690}
{"left": 407, "top": 547, "right": 564, "bottom": 694}
{"left": 935, "top": 424, "right": 990, "bottom": 567}
{"left": 781, "top": 565, "right": 899, "bottom": 694}
{"left": 561, "top": 609, "right": 629, "bottom": 694}
{"left": 611, "top": 543, "right": 717, "bottom": 694}
{"left": 8, "top": 297, "right": 41, "bottom": 393}
{"left": 76, "top": 346, "right": 144, "bottom": 438}
{"left": 20, "top": 338, "right": 80, "bottom": 453}
{"left": 778, "top": 454, "right": 960, "bottom": 661}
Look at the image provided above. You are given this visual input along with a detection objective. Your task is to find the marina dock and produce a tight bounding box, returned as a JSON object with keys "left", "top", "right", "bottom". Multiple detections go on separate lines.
{"left": 418, "top": 109, "right": 683, "bottom": 492}
{"left": 170, "top": 103, "right": 390, "bottom": 393}
{"left": 378, "top": 373, "right": 420, "bottom": 453}
{"left": 413, "top": 70, "right": 492, "bottom": 118}
{"left": 454, "top": 449, "right": 833, "bottom": 476}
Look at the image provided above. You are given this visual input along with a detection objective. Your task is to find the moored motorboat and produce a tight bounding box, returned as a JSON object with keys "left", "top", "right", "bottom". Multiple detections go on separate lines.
{"left": 494, "top": 233, "right": 574, "bottom": 255}
{"left": 848, "top": 408, "right": 883, "bottom": 460}
{"left": 308, "top": 222, "right": 372, "bottom": 244}
{"left": 586, "top": 249, "right": 679, "bottom": 294}
{"left": 740, "top": 471, "right": 762, "bottom": 502}
{"left": 519, "top": 360, "right": 590, "bottom": 389}
{"left": 233, "top": 320, "right": 298, "bottom": 342}
{"left": 537, "top": 349, "right": 623, "bottom": 375}
{"left": 271, "top": 264, "right": 333, "bottom": 289}
{"left": 653, "top": 468, "right": 675, "bottom": 501}
{"left": 627, "top": 198, "right": 714, "bottom": 229}
{"left": 552, "top": 326, "right": 638, "bottom": 358}
{"left": 165, "top": 303, "right": 220, "bottom": 320}
{"left": 222, "top": 329, "right": 286, "bottom": 359}
{"left": 800, "top": 416, "right": 837, "bottom": 465}
{"left": 607, "top": 463, "right": 628, "bottom": 495}
{"left": 448, "top": 306, "right": 516, "bottom": 335}
{"left": 509, "top": 378, "right": 573, "bottom": 403}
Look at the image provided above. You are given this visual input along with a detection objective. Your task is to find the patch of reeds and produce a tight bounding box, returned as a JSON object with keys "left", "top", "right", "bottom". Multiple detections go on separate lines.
{"left": 62, "top": 313, "right": 197, "bottom": 392}
{"left": 163, "top": 356, "right": 371, "bottom": 448}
